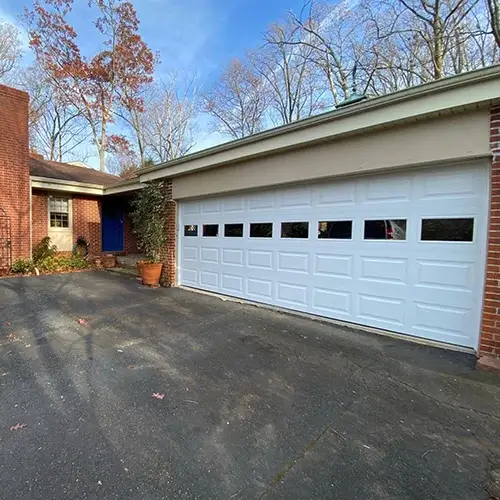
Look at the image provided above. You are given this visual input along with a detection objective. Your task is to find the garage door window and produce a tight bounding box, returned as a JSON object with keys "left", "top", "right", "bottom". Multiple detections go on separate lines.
{"left": 421, "top": 218, "right": 474, "bottom": 242}
{"left": 364, "top": 219, "right": 407, "bottom": 240}
{"left": 250, "top": 223, "right": 273, "bottom": 238}
{"left": 203, "top": 224, "right": 219, "bottom": 237}
{"left": 184, "top": 225, "right": 198, "bottom": 236}
{"left": 318, "top": 221, "right": 352, "bottom": 239}
{"left": 225, "top": 223, "right": 243, "bottom": 237}
{"left": 281, "top": 222, "right": 309, "bottom": 239}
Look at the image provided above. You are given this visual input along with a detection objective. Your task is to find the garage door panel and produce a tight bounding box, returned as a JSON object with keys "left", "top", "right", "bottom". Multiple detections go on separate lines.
{"left": 361, "top": 176, "right": 412, "bottom": 204}
{"left": 278, "top": 187, "right": 312, "bottom": 209}
{"left": 312, "top": 288, "right": 352, "bottom": 317}
{"left": 419, "top": 170, "right": 478, "bottom": 200}
{"left": 412, "top": 302, "right": 471, "bottom": 342}
{"left": 180, "top": 162, "right": 487, "bottom": 349}
{"left": 314, "top": 254, "right": 353, "bottom": 278}
{"left": 247, "top": 278, "right": 273, "bottom": 301}
{"left": 222, "top": 248, "right": 244, "bottom": 267}
{"left": 221, "top": 274, "right": 244, "bottom": 295}
{"left": 222, "top": 198, "right": 245, "bottom": 213}
{"left": 277, "top": 252, "right": 310, "bottom": 274}
{"left": 183, "top": 246, "right": 198, "bottom": 261}
{"left": 314, "top": 183, "right": 356, "bottom": 207}
{"left": 181, "top": 268, "right": 198, "bottom": 286}
{"left": 276, "top": 282, "right": 308, "bottom": 308}
{"left": 358, "top": 294, "right": 406, "bottom": 327}
{"left": 359, "top": 257, "right": 408, "bottom": 285}
{"left": 199, "top": 270, "right": 219, "bottom": 289}
{"left": 248, "top": 193, "right": 276, "bottom": 211}
{"left": 248, "top": 250, "right": 274, "bottom": 270}
{"left": 200, "top": 247, "right": 219, "bottom": 264}
{"left": 415, "top": 259, "right": 475, "bottom": 292}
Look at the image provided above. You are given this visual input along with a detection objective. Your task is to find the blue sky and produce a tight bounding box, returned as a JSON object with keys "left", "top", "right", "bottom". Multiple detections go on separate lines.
{"left": 0, "top": 0, "right": 307, "bottom": 163}
{"left": 1, "top": 0, "right": 305, "bottom": 84}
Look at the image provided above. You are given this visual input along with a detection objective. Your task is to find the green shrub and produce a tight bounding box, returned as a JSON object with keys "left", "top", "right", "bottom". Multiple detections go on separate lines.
{"left": 10, "top": 255, "right": 90, "bottom": 275}
{"left": 130, "top": 181, "right": 169, "bottom": 262}
{"left": 32, "top": 237, "right": 57, "bottom": 263}
{"left": 11, "top": 259, "right": 35, "bottom": 274}
{"left": 36, "top": 255, "right": 90, "bottom": 273}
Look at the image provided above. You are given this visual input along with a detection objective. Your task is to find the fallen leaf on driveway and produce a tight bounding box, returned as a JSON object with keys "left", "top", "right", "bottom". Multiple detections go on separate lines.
{"left": 152, "top": 393, "right": 165, "bottom": 400}
{"left": 76, "top": 318, "right": 88, "bottom": 326}
{"left": 10, "top": 423, "right": 27, "bottom": 431}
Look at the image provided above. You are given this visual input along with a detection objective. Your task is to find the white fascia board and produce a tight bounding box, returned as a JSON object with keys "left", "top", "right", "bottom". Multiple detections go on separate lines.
{"left": 30, "top": 176, "right": 104, "bottom": 195}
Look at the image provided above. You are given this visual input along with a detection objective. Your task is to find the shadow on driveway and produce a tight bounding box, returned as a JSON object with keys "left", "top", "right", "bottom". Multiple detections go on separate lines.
{"left": 0, "top": 271, "right": 499, "bottom": 499}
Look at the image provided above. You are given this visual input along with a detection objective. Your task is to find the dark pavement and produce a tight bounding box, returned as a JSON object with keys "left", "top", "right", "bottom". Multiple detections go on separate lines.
{"left": 0, "top": 271, "right": 499, "bottom": 500}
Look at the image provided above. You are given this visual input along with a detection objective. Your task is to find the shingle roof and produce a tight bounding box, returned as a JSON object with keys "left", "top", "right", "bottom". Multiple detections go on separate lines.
{"left": 29, "top": 157, "right": 121, "bottom": 186}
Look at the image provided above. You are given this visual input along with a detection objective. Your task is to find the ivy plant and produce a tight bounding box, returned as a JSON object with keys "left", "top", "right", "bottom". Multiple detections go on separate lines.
{"left": 130, "top": 181, "right": 169, "bottom": 263}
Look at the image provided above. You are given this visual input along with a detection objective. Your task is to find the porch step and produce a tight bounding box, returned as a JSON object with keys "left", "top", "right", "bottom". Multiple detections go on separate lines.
{"left": 106, "top": 267, "right": 138, "bottom": 277}
{"left": 115, "top": 254, "right": 145, "bottom": 270}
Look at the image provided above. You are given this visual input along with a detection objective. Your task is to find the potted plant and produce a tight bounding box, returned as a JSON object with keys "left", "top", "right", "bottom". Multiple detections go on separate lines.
{"left": 130, "top": 181, "right": 169, "bottom": 286}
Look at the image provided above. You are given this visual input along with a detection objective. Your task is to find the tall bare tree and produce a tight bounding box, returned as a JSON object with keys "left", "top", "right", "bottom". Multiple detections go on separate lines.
{"left": 15, "top": 64, "right": 91, "bottom": 162}
{"left": 142, "top": 76, "right": 199, "bottom": 163}
{"left": 368, "top": 0, "right": 481, "bottom": 80}
{"left": 487, "top": 0, "right": 500, "bottom": 47}
{"left": 0, "top": 21, "right": 22, "bottom": 80}
{"left": 204, "top": 58, "right": 267, "bottom": 139}
{"left": 290, "top": 1, "right": 376, "bottom": 105}
{"left": 251, "top": 18, "right": 328, "bottom": 124}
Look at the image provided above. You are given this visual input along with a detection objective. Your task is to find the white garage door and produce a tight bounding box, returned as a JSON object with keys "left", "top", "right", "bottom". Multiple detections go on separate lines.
{"left": 179, "top": 163, "right": 488, "bottom": 349}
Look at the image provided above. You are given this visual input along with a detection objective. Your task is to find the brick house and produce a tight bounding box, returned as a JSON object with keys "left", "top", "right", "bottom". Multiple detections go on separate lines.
{"left": 2, "top": 65, "right": 500, "bottom": 368}
{"left": 0, "top": 84, "right": 139, "bottom": 267}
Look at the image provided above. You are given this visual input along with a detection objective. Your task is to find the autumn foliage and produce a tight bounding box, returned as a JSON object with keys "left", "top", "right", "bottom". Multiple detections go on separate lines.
{"left": 25, "top": 0, "right": 156, "bottom": 171}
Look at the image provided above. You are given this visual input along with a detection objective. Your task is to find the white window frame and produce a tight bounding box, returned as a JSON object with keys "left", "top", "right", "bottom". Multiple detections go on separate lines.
{"left": 48, "top": 196, "right": 72, "bottom": 232}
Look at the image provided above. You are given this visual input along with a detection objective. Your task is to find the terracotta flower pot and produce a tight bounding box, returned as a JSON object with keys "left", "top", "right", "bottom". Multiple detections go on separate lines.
{"left": 136, "top": 260, "right": 145, "bottom": 276}
{"left": 102, "top": 255, "right": 116, "bottom": 268}
{"left": 142, "top": 262, "right": 163, "bottom": 286}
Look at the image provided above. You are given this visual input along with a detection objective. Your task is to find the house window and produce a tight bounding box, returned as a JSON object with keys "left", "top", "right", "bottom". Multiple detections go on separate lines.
{"left": 49, "top": 197, "right": 70, "bottom": 228}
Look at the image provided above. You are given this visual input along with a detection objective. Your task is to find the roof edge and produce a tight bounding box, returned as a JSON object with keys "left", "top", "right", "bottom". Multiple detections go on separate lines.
{"left": 31, "top": 176, "right": 105, "bottom": 195}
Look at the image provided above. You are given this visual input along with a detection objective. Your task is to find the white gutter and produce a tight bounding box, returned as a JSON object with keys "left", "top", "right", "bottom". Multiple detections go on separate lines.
{"left": 104, "top": 179, "right": 143, "bottom": 195}
{"left": 139, "top": 64, "right": 500, "bottom": 182}
{"left": 30, "top": 175, "right": 142, "bottom": 196}
{"left": 30, "top": 176, "right": 104, "bottom": 195}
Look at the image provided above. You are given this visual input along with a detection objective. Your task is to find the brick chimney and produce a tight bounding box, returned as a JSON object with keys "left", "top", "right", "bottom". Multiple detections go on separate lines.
{"left": 0, "top": 84, "right": 31, "bottom": 266}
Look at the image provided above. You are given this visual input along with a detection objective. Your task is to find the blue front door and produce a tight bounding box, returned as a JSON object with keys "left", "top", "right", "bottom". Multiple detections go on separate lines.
{"left": 102, "top": 203, "right": 124, "bottom": 252}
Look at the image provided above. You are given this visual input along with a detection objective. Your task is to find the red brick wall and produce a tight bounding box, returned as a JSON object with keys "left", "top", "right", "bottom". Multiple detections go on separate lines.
{"left": 0, "top": 85, "right": 30, "bottom": 266}
{"left": 159, "top": 180, "right": 177, "bottom": 287}
{"left": 31, "top": 192, "right": 103, "bottom": 255}
{"left": 124, "top": 212, "right": 139, "bottom": 254}
{"left": 480, "top": 105, "right": 500, "bottom": 358}
{"left": 73, "top": 196, "right": 102, "bottom": 255}
{"left": 32, "top": 191, "right": 48, "bottom": 248}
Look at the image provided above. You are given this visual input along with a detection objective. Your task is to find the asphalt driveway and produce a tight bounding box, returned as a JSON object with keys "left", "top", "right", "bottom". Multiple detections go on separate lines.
{"left": 0, "top": 271, "right": 499, "bottom": 499}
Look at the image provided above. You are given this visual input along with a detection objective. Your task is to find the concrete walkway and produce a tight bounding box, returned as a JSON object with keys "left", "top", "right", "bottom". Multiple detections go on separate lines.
{"left": 0, "top": 271, "right": 499, "bottom": 499}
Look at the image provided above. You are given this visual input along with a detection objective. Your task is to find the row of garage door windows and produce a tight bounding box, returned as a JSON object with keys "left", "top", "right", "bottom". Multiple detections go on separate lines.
{"left": 184, "top": 218, "right": 475, "bottom": 242}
